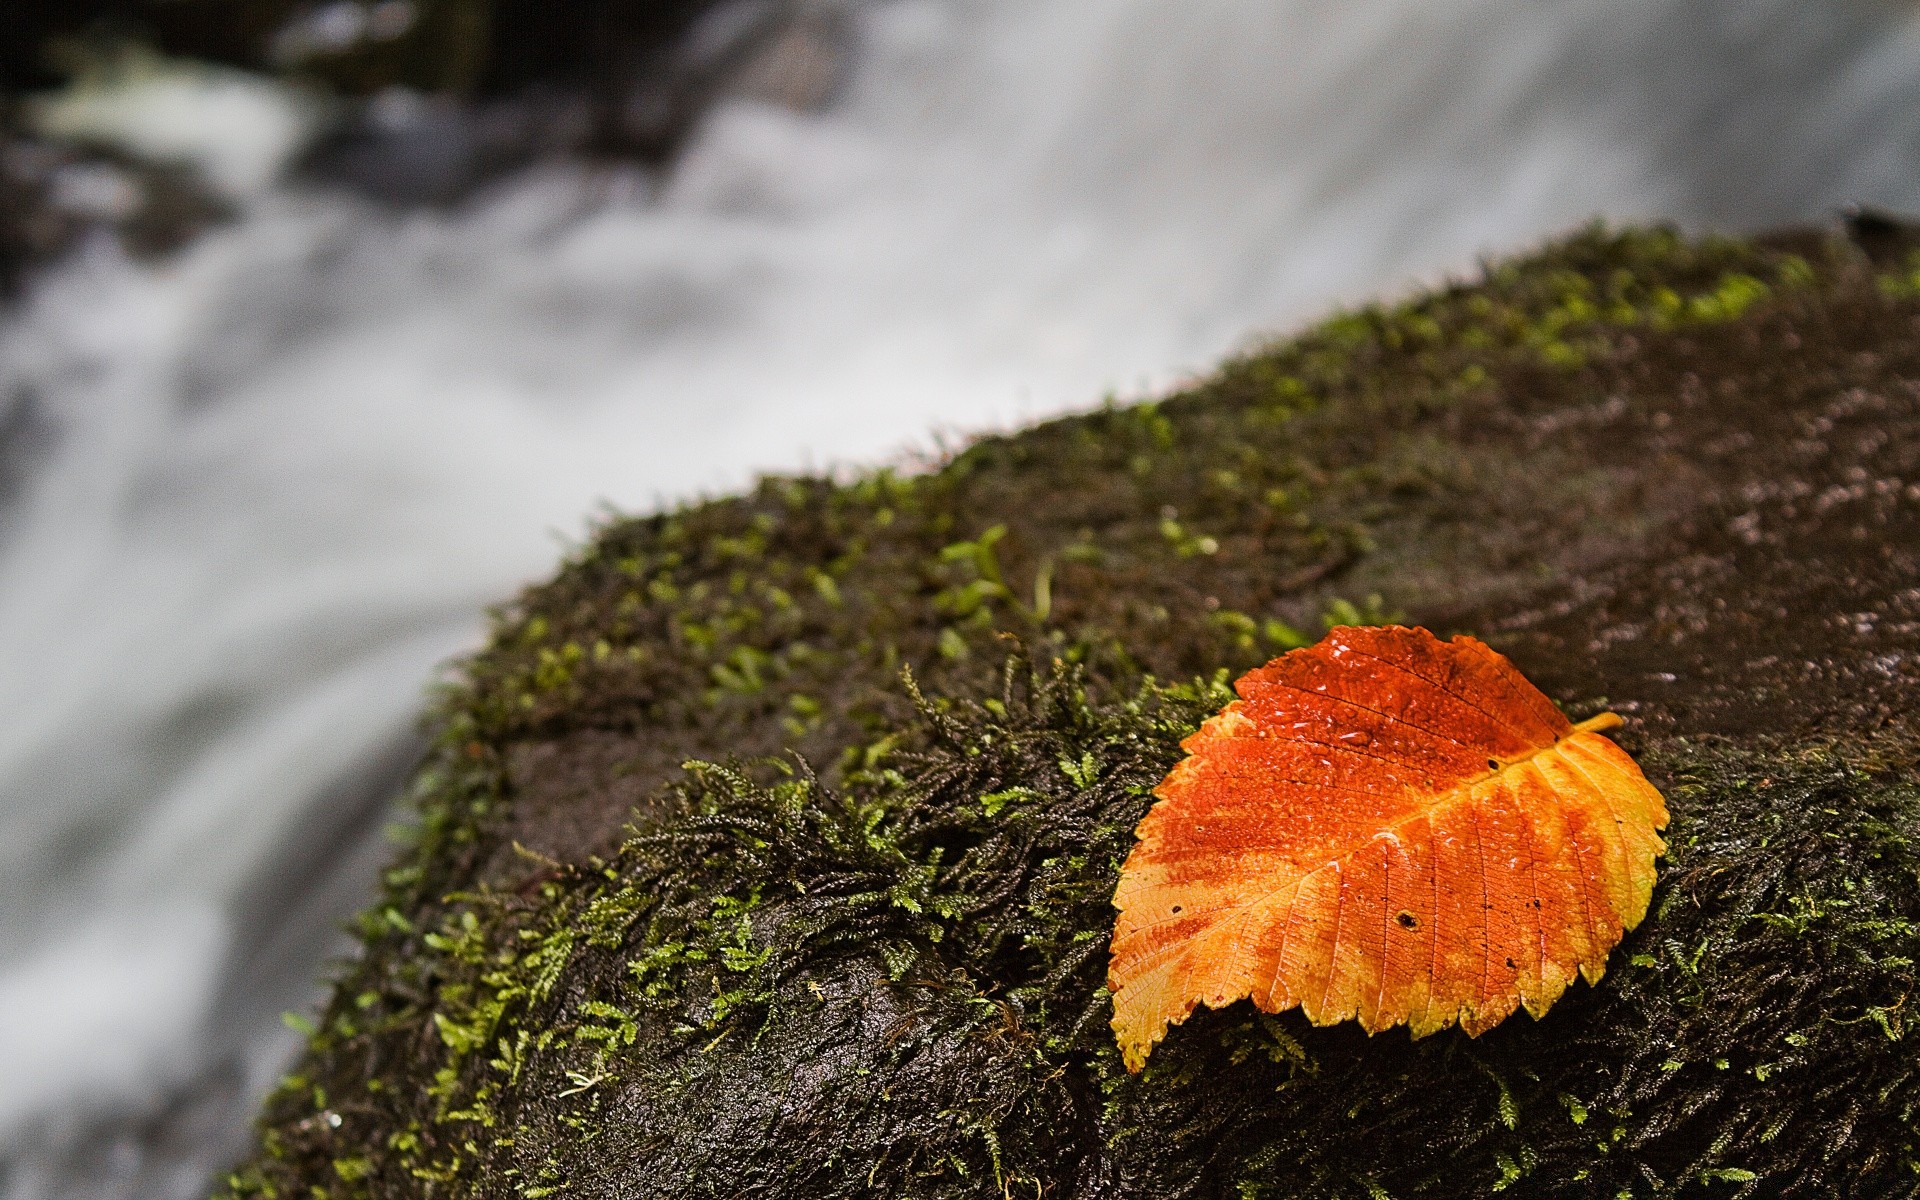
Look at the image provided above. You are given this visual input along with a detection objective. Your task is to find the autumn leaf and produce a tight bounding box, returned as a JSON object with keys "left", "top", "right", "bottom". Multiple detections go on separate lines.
{"left": 1109, "top": 625, "right": 1668, "bottom": 1072}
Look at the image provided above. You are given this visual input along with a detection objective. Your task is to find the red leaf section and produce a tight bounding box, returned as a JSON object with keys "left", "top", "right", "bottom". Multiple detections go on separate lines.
{"left": 1108, "top": 625, "right": 1668, "bottom": 1072}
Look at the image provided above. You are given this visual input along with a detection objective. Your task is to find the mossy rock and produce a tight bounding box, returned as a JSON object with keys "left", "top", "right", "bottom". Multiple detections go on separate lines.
{"left": 223, "top": 225, "right": 1920, "bottom": 1199}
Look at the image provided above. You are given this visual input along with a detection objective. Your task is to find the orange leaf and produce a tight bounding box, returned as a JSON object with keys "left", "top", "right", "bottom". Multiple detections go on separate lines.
{"left": 1108, "top": 625, "right": 1668, "bottom": 1072}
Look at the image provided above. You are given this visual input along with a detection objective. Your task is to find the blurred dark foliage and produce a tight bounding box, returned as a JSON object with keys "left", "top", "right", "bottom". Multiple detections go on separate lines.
{"left": 0, "top": 1, "right": 720, "bottom": 102}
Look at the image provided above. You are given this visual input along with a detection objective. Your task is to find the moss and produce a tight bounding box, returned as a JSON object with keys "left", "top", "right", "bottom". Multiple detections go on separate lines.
{"left": 231, "top": 664, "right": 1920, "bottom": 1198}
{"left": 224, "top": 223, "right": 1920, "bottom": 1198}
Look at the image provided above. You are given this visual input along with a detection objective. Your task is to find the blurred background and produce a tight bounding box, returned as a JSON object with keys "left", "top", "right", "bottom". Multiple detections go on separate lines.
{"left": 2, "top": 0, "right": 1919, "bottom": 1196}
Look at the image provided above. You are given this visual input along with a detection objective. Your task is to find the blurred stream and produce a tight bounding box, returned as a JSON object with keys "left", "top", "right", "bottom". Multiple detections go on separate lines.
{"left": 3, "top": 0, "right": 1920, "bottom": 1195}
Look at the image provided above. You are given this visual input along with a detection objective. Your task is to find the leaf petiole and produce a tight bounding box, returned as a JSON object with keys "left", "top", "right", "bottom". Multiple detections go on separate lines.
{"left": 1572, "top": 712, "right": 1624, "bottom": 735}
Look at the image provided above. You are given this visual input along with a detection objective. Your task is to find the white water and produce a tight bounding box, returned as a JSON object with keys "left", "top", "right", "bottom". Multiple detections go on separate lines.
{"left": 4, "top": 0, "right": 1920, "bottom": 1192}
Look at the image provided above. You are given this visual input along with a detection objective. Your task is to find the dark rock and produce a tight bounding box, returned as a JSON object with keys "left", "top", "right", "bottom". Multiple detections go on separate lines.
{"left": 1841, "top": 204, "right": 1920, "bottom": 268}
{"left": 290, "top": 0, "right": 850, "bottom": 182}
{"left": 292, "top": 86, "right": 590, "bottom": 206}
{"left": 1, "top": 1, "right": 848, "bottom": 221}
{"left": 291, "top": 0, "right": 854, "bottom": 205}
{"left": 1, "top": 1, "right": 117, "bottom": 93}
{"left": 0, "top": 138, "right": 78, "bottom": 296}
{"left": 0, "top": 133, "right": 233, "bottom": 296}
{"left": 597, "top": 0, "right": 850, "bottom": 160}
{"left": 223, "top": 226, "right": 1920, "bottom": 1198}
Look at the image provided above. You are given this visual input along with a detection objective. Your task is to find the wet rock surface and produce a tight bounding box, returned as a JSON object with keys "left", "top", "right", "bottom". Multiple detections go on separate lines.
{"left": 224, "top": 226, "right": 1920, "bottom": 1198}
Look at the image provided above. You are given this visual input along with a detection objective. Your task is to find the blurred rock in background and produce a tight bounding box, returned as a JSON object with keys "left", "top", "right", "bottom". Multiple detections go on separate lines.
{"left": 0, "top": 0, "right": 853, "bottom": 284}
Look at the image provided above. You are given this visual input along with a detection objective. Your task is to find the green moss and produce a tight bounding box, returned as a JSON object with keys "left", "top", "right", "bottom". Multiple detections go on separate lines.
{"left": 232, "top": 661, "right": 1920, "bottom": 1198}
{"left": 223, "top": 223, "right": 1920, "bottom": 1198}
